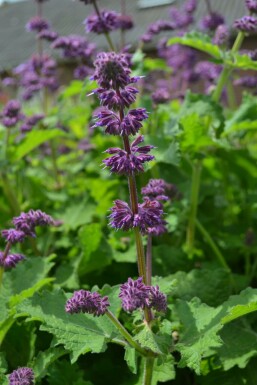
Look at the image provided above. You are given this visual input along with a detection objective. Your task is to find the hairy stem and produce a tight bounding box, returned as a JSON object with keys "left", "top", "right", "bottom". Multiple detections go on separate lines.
{"left": 146, "top": 235, "right": 152, "bottom": 285}
{"left": 143, "top": 357, "right": 155, "bottom": 385}
{"left": 212, "top": 31, "right": 245, "bottom": 103}
{"left": 186, "top": 160, "right": 202, "bottom": 256}
{"left": 92, "top": 0, "right": 116, "bottom": 51}
{"left": 106, "top": 310, "right": 149, "bottom": 356}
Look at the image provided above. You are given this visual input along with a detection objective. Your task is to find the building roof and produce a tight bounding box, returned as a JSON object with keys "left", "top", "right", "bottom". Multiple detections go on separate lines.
{"left": 0, "top": 0, "right": 247, "bottom": 70}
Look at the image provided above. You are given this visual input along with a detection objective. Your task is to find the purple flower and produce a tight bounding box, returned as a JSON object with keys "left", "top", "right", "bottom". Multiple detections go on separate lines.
{"left": 213, "top": 24, "right": 229, "bottom": 46}
{"left": 119, "top": 278, "right": 167, "bottom": 313}
{"left": 74, "top": 65, "right": 92, "bottom": 80}
{"left": 93, "top": 86, "right": 138, "bottom": 109}
{"left": 13, "top": 209, "right": 54, "bottom": 237}
{"left": 152, "top": 88, "right": 170, "bottom": 104}
{"left": 38, "top": 29, "right": 58, "bottom": 42}
{"left": 1, "top": 229, "right": 26, "bottom": 244}
{"left": 109, "top": 200, "right": 134, "bottom": 230}
{"left": 20, "top": 114, "right": 44, "bottom": 133}
{"left": 92, "top": 52, "right": 131, "bottom": 90}
{"left": 95, "top": 108, "right": 148, "bottom": 136}
{"left": 234, "top": 76, "right": 257, "bottom": 88}
{"left": 0, "top": 252, "right": 25, "bottom": 269}
{"left": 26, "top": 16, "right": 50, "bottom": 32}
{"left": 195, "top": 61, "right": 222, "bottom": 82}
{"left": 141, "top": 179, "right": 170, "bottom": 201}
{"left": 8, "top": 367, "right": 34, "bottom": 385}
{"left": 246, "top": 0, "right": 257, "bottom": 13}
{"left": 234, "top": 16, "right": 257, "bottom": 32}
{"left": 103, "top": 135, "right": 154, "bottom": 174}
{"left": 147, "top": 20, "right": 175, "bottom": 35}
{"left": 119, "top": 277, "right": 150, "bottom": 312}
{"left": 147, "top": 221, "right": 168, "bottom": 236}
{"left": 65, "top": 290, "right": 110, "bottom": 316}
{"left": 116, "top": 14, "right": 134, "bottom": 30}
{"left": 84, "top": 10, "right": 119, "bottom": 34}
{"left": 169, "top": 7, "right": 194, "bottom": 29}
{"left": 148, "top": 286, "right": 167, "bottom": 312}
{"left": 201, "top": 12, "right": 225, "bottom": 31}
{"left": 134, "top": 199, "right": 163, "bottom": 233}
{"left": 52, "top": 35, "right": 95, "bottom": 60}
{"left": 184, "top": 0, "right": 197, "bottom": 14}
{"left": 1, "top": 99, "right": 24, "bottom": 128}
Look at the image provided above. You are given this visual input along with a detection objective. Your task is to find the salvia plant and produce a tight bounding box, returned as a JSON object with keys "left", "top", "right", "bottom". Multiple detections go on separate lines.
{"left": 2, "top": 0, "right": 257, "bottom": 384}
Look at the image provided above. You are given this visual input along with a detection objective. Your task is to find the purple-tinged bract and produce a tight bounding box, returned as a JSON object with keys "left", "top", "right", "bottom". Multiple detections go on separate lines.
{"left": 134, "top": 199, "right": 163, "bottom": 233}
{"left": 65, "top": 290, "right": 110, "bottom": 316}
{"left": 84, "top": 10, "right": 119, "bottom": 34}
{"left": 121, "top": 109, "right": 148, "bottom": 136}
{"left": 9, "top": 367, "right": 34, "bottom": 385}
{"left": 246, "top": 0, "right": 257, "bottom": 13}
{"left": 0, "top": 252, "right": 25, "bottom": 269}
{"left": 234, "top": 16, "right": 257, "bottom": 32}
{"left": 94, "top": 86, "right": 138, "bottom": 109}
{"left": 148, "top": 286, "right": 167, "bottom": 312}
{"left": 1, "top": 229, "right": 26, "bottom": 244}
{"left": 109, "top": 200, "right": 134, "bottom": 230}
{"left": 26, "top": 16, "right": 50, "bottom": 32}
{"left": 119, "top": 277, "right": 150, "bottom": 312}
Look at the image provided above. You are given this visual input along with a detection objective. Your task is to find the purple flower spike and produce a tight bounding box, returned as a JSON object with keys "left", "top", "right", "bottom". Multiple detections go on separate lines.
{"left": 92, "top": 52, "right": 131, "bottom": 90}
{"left": 94, "top": 109, "right": 121, "bottom": 135}
{"left": 109, "top": 200, "right": 134, "bottom": 230}
{"left": 9, "top": 367, "right": 34, "bottom": 385}
{"left": 246, "top": 0, "right": 257, "bottom": 13}
{"left": 74, "top": 65, "right": 92, "bottom": 80}
{"left": 65, "top": 290, "right": 110, "bottom": 316}
{"left": 26, "top": 16, "right": 50, "bottom": 32}
{"left": 20, "top": 114, "right": 44, "bottom": 133}
{"left": 152, "top": 88, "right": 170, "bottom": 104}
{"left": 2, "top": 99, "right": 24, "bottom": 128}
{"left": 134, "top": 199, "right": 163, "bottom": 233}
{"left": 84, "top": 10, "right": 119, "bottom": 34}
{"left": 184, "top": 0, "right": 197, "bottom": 14}
{"left": 12, "top": 209, "right": 54, "bottom": 237}
{"left": 119, "top": 277, "right": 150, "bottom": 312}
{"left": 234, "top": 16, "right": 257, "bottom": 32}
{"left": 147, "top": 221, "right": 168, "bottom": 236}
{"left": 234, "top": 76, "right": 257, "bottom": 88}
{"left": 201, "top": 12, "right": 225, "bottom": 31}
{"left": 141, "top": 179, "right": 170, "bottom": 201}
{"left": 0, "top": 252, "right": 25, "bottom": 269}
{"left": 149, "top": 286, "right": 167, "bottom": 312}
{"left": 94, "top": 86, "right": 138, "bottom": 109}
{"left": 213, "top": 24, "right": 229, "bottom": 46}
{"left": 1, "top": 229, "right": 26, "bottom": 244}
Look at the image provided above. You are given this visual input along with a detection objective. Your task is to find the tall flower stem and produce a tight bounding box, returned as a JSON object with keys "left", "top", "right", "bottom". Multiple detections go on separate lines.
{"left": 92, "top": 0, "right": 116, "bottom": 51}
{"left": 143, "top": 357, "right": 155, "bottom": 385}
{"left": 106, "top": 310, "right": 151, "bottom": 357}
{"left": 212, "top": 31, "right": 245, "bottom": 103}
{"left": 186, "top": 159, "right": 202, "bottom": 256}
{"left": 146, "top": 235, "right": 152, "bottom": 286}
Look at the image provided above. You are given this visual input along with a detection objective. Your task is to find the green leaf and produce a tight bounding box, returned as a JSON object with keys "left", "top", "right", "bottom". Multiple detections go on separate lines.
{"left": 78, "top": 223, "right": 113, "bottom": 275}
{"left": 152, "top": 355, "right": 175, "bottom": 384}
{"left": 31, "top": 347, "right": 67, "bottom": 380}
{"left": 15, "top": 289, "right": 124, "bottom": 363}
{"left": 124, "top": 347, "right": 138, "bottom": 374}
{"left": 216, "top": 322, "right": 257, "bottom": 370}
{"left": 59, "top": 199, "right": 96, "bottom": 230}
{"left": 223, "top": 120, "right": 257, "bottom": 136}
{"left": 222, "top": 289, "right": 257, "bottom": 324}
{"left": 225, "top": 53, "right": 257, "bottom": 71}
{"left": 168, "top": 31, "right": 222, "bottom": 59}
{"left": 12, "top": 129, "right": 66, "bottom": 160}
{"left": 47, "top": 359, "right": 93, "bottom": 385}
{"left": 134, "top": 324, "right": 172, "bottom": 355}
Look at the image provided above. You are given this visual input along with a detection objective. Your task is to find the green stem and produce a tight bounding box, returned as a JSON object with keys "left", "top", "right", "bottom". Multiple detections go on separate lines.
{"left": 92, "top": 0, "right": 116, "bottom": 51}
{"left": 226, "top": 80, "right": 237, "bottom": 110}
{"left": 0, "top": 267, "right": 4, "bottom": 288}
{"left": 186, "top": 160, "right": 202, "bottom": 256}
{"left": 212, "top": 31, "right": 245, "bottom": 103}
{"left": 1, "top": 172, "right": 20, "bottom": 215}
{"left": 195, "top": 219, "right": 230, "bottom": 271}
{"left": 106, "top": 310, "right": 149, "bottom": 356}
{"left": 143, "top": 357, "right": 155, "bottom": 385}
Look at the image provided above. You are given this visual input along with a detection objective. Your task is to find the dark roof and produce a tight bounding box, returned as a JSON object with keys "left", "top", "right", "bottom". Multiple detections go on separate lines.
{"left": 0, "top": 0, "right": 246, "bottom": 70}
